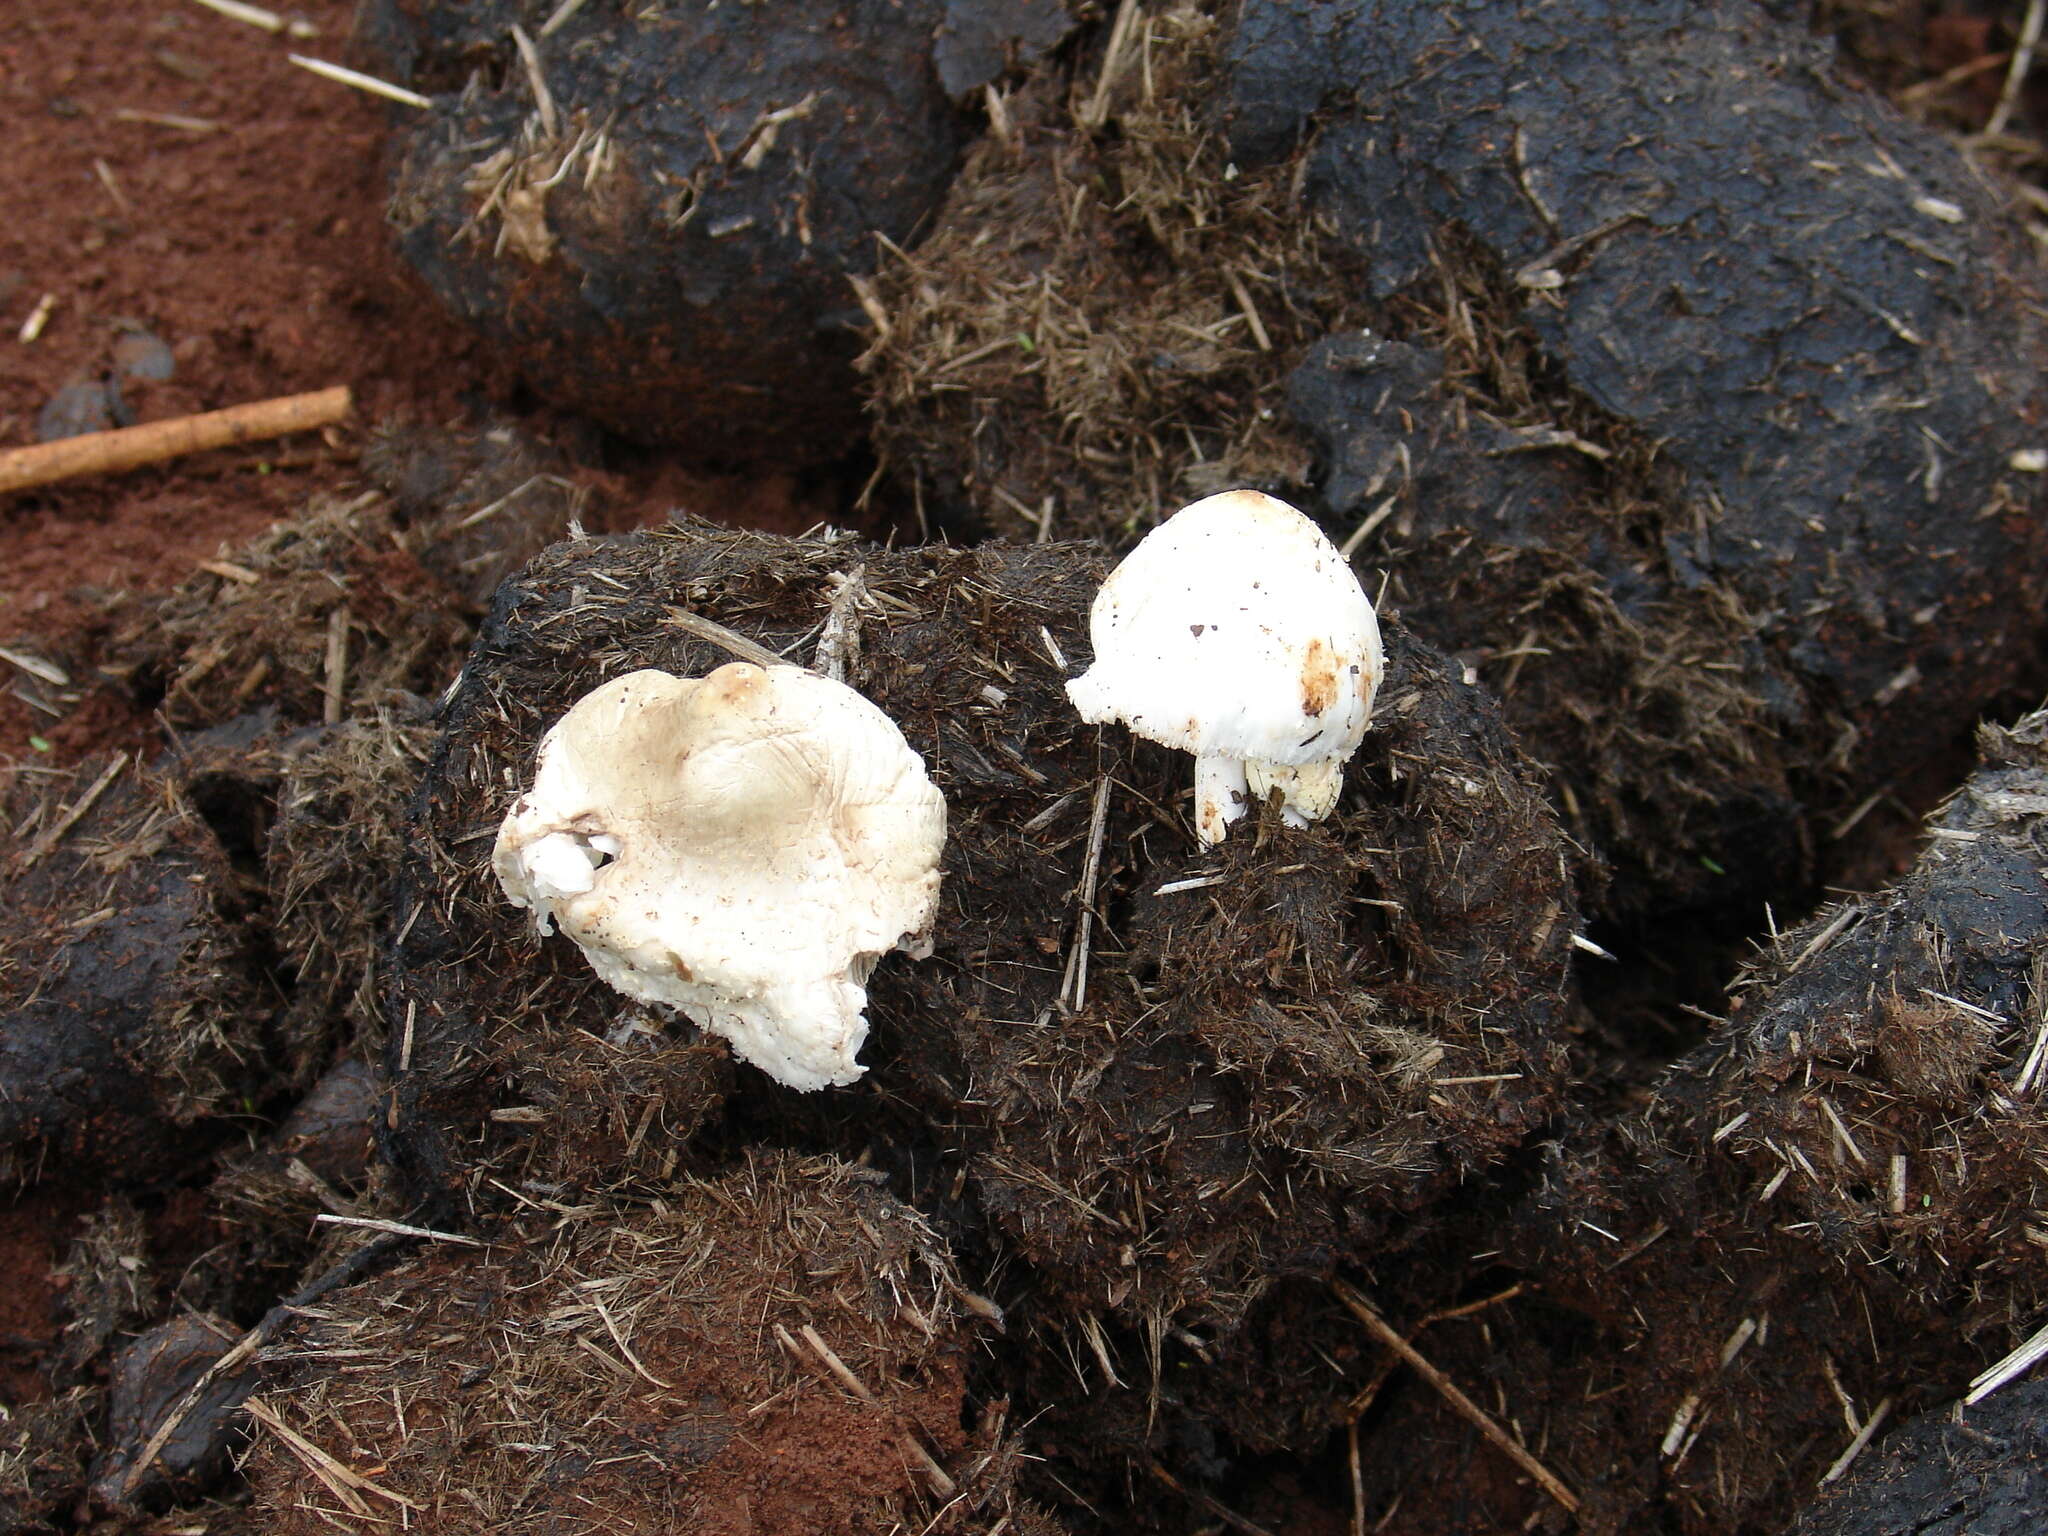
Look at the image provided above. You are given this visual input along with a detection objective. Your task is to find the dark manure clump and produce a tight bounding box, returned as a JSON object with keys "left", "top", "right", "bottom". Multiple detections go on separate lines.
{"left": 0, "top": 756, "right": 261, "bottom": 1188}
{"left": 1226, "top": 0, "right": 2048, "bottom": 918}
{"left": 358, "top": 0, "right": 972, "bottom": 463}
{"left": 1636, "top": 705, "right": 2048, "bottom": 1336}
{"left": 1333, "top": 703, "right": 2048, "bottom": 1535}
{"left": 241, "top": 1150, "right": 1060, "bottom": 1536}
{"left": 1787, "top": 1378, "right": 2048, "bottom": 1536}
{"left": 89, "top": 1314, "right": 260, "bottom": 1513}
{"left": 389, "top": 517, "right": 1580, "bottom": 1462}
{"left": 860, "top": 5, "right": 1372, "bottom": 542}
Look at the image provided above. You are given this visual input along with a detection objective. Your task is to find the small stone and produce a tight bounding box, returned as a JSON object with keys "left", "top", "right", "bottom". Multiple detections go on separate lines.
{"left": 36, "top": 378, "right": 130, "bottom": 442}
{"left": 111, "top": 328, "right": 176, "bottom": 383}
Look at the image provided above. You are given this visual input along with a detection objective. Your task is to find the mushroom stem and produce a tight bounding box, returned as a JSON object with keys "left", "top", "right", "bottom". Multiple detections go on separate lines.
{"left": 1194, "top": 754, "right": 1249, "bottom": 846}
{"left": 1247, "top": 757, "right": 1345, "bottom": 828}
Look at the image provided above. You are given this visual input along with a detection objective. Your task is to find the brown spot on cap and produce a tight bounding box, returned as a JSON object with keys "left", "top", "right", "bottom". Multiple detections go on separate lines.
{"left": 1300, "top": 637, "right": 1338, "bottom": 717}
{"left": 704, "top": 662, "right": 769, "bottom": 706}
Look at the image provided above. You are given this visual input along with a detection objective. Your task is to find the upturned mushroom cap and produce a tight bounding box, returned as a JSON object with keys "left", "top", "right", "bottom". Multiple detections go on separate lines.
{"left": 492, "top": 662, "right": 946, "bottom": 1091}
{"left": 1065, "top": 489, "right": 1382, "bottom": 832}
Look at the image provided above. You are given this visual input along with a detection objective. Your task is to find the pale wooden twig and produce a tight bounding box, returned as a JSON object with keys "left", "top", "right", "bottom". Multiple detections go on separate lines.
{"left": 0, "top": 386, "right": 351, "bottom": 495}
{"left": 1060, "top": 776, "right": 1114, "bottom": 1012}
{"left": 312, "top": 1214, "right": 484, "bottom": 1246}
{"left": 287, "top": 55, "right": 431, "bottom": 110}
{"left": 20, "top": 754, "right": 128, "bottom": 870}
{"left": 661, "top": 606, "right": 790, "bottom": 670}
{"left": 1986, "top": 0, "right": 2046, "bottom": 140}
{"left": 1331, "top": 1279, "right": 1580, "bottom": 1514}
{"left": 190, "top": 0, "right": 318, "bottom": 39}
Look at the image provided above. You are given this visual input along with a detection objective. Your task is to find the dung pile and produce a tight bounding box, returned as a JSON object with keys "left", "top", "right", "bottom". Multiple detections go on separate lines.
{"left": 0, "top": 756, "right": 259, "bottom": 1187}
{"left": 242, "top": 1151, "right": 1060, "bottom": 1536}
{"left": 0, "top": 433, "right": 582, "bottom": 1525}
{"left": 1230, "top": 0, "right": 2048, "bottom": 912}
{"left": 861, "top": 4, "right": 1370, "bottom": 541}
{"left": 357, "top": 0, "right": 975, "bottom": 461}
{"left": 864, "top": 0, "right": 2048, "bottom": 923}
{"left": 387, "top": 516, "right": 1581, "bottom": 1461}
{"left": 94, "top": 427, "right": 586, "bottom": 1087}
{"left": 1330, "top": 704, "right": 2048, "bottom": 1534}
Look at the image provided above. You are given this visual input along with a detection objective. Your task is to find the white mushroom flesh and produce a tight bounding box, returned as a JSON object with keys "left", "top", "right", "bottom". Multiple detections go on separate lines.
{"left": 493, "top": 663, "right": 946, "bottom": 1091}
{"left": 1065, "top": 489, "right": 1382, "bottom": 843}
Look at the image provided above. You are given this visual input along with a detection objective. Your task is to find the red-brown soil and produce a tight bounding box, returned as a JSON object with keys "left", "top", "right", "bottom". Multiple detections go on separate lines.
{"left": 0, "top": 0, "right": 845, "bottom": 768}
{"left": 0, "top": 1186, "right": 85, "bottom": 1407}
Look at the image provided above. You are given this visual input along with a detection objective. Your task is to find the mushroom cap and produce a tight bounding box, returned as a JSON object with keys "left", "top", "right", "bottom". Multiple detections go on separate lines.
{"left": 493, "top": 663, "right": 947, "bottom": 1091}
{"left": 1065, "top": 489, "right": 1383, "bottom": 768}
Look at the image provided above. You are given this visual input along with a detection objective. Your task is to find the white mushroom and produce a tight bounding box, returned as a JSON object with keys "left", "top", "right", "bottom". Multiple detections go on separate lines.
{"left": 493, "top": 662, "right": 946, "bottom": 1091}
{"left": 1065, "top": 489, "right": 1382, "bottom": 844}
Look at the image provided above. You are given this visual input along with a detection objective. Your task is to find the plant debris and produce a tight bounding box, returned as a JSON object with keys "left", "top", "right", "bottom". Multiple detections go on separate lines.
{"left": 243, "top": 1151, "right": 1062, "bottom": 1535}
